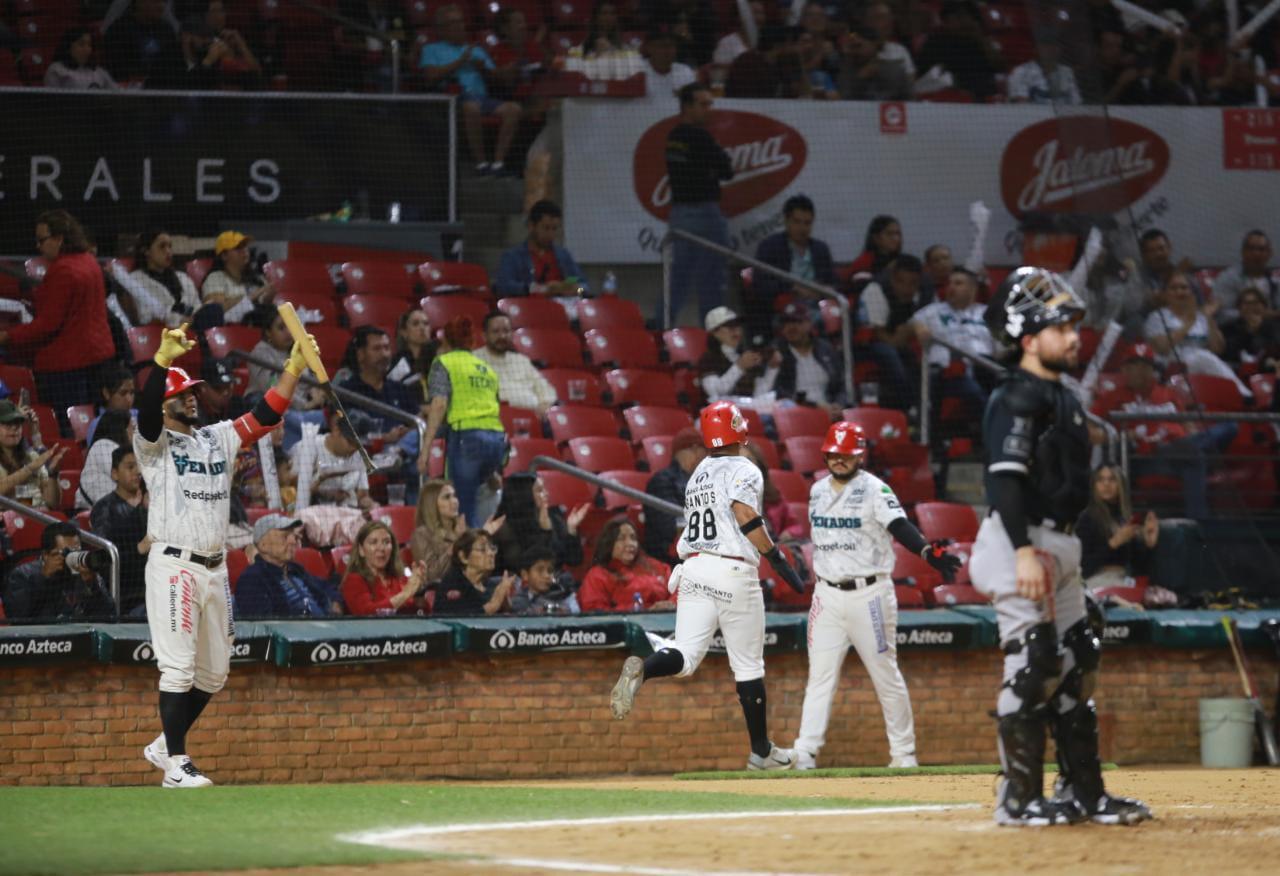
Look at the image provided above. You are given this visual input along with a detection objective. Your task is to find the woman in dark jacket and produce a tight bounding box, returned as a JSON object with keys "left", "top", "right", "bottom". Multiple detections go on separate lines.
{"left": 1075, "top": 464, "right": 1159, "bottom": 590}
{"left": 491, "top": 472, "right": 588, "bottom": 574}
{"left": 433, "top": 529, "right": 515, "bottom": 616}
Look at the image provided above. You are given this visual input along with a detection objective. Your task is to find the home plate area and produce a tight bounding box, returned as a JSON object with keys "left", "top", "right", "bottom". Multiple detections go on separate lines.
{"left": 341, "top": 769, "right": 1280, "bottom": 876}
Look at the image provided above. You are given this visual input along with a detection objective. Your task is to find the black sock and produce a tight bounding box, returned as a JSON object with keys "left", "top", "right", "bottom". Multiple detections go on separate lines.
{"left": 736, "top": 678, "right": 771, "bottom": 758}
{"left": 183, "top": 688, "right": 214, "bottom": 738}
{"left": 642, "top": 648, "right": 684, "bottom": 681}
{"left": 159, "top": 692, "right": 189, "bottom": 757}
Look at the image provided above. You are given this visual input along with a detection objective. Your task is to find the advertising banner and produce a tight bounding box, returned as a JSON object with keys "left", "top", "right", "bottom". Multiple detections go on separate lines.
{"left": 0, "top": 89, "right": 454, "bottom": 254}
{"left": 93, "top": 623, "right": 272, "bottom": 664}
{"left": 451, "top": 616, "right": 631, "bottom": 653}
{"left": 270, "top": 619, "right": 453, "bottom": 667}
{"left": 0, "top": 624, "right": 96, "bottom": 666}
{"left": 563, "top": 100, "right": 1280, "bottom": 267}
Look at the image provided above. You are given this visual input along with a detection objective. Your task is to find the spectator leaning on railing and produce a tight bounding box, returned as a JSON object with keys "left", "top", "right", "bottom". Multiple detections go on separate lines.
{"left": 579, "top": 516, "right": 674, "bottom": 612}
{"left": 89, "top": 446, "right": 150, "bottom": 616}
{"left": 236, "top": 514, "right": 342, "bottom": 619}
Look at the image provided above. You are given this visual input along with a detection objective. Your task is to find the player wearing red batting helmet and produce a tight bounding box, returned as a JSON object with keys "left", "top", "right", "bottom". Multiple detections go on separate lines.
{"left": 699, "top": 400, "right": 749, "bottom": 449}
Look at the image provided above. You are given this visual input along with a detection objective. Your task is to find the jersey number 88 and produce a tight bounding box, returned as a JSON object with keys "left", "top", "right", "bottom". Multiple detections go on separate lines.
{"left": 686, "top": 509, "right": 717, "bottom": 541}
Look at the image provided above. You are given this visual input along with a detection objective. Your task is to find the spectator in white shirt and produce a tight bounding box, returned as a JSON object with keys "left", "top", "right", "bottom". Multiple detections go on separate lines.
{"left": 1212, "top": 230, "right": 1279, "bottom": 324}
{"left": 640, "top": 29, "right": 696, "bottom": 108}
{"left": 697, "top": 306, "right": 777, "bottom": 402}
{"left": 713, "top": 0, "right": 766, "bottom": 67}
{"left": 290, "top": 408, "right": 374, "bottom": 511}
{"left": 1144, "top": 271, "right": 1252, "bottom": 397}
{"left": 201, "top": 231, "right": 276, "bottom": 324}
{"left": 77, "top": 410, "right": 133, "bottom": 511}
{"left": 126, "top": 229, "right": 202, "bottom": 328}
{"left": 1008, "top": 34, "right": 1081, "bottom": 105}
{"left": 913, "top": 267, "right": 998, "bottom": 442}
{"left": 863, "top": 0, "right": 916, "bottom": 79}
{"left": 471, "top": 312, "right": 558, "bottom": 415}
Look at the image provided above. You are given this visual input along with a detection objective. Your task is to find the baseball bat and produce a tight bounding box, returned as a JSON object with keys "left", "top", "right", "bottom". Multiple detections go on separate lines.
{"left": 276, "top": 303, "right": 378, "bottom": 475}
{"left": 1221, "top": 616, "right": 1280, "bottom": 766}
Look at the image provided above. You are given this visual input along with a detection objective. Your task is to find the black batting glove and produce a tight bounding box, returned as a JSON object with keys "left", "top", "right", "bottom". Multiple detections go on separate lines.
{"left": 765, "top": 546, "right": 806, "bottom": 594}
{"left": 922, "top": 541, "right": 962, "bottom": 584}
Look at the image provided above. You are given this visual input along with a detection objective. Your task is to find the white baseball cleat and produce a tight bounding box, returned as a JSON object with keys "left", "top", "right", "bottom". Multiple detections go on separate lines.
{"left": 610, "top": 656, "right": 644, "bottom": 720}
{"left": 162, "top": 755, "right": 213, "bottom": 789}
{"left": 795, "top": 751, "right": 817, "bottom": 771}
{"left": 888, "top": 755, "right": 919, "bottom": 768}
{"left": 747, "top": 745, "right": 796, "bottom": 771}
{"left": 143, "top": 735, "right": 168, "bottom": 771}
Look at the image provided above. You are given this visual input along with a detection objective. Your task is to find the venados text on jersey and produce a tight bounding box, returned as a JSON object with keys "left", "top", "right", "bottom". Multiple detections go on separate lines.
{"left": 810, "top": 515, "right": 863, "bottom": 529}
{"left": 171, "top": 453, "right": 227, "bottom": 476}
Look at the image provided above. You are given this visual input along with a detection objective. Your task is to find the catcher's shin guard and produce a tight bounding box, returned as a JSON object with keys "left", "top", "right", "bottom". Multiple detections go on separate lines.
{"left": 1048, "top": 699, "right": 1153, "bottom": 824}
{"left": 995, "top": 712, "right": 1078, "bottom": 826}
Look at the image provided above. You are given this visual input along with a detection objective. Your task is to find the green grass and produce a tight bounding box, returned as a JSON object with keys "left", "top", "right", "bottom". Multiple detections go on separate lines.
{"left": 0, "top": 784, "right": 921, "bottom": 875}
{"left": 676, "top": 763, "right": 1118, "bottom": 781}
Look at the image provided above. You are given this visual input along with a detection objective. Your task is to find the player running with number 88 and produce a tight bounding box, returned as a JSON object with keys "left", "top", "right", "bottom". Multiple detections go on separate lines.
{"left": 610, "top": 401, "right": 807, "bottom": 770}
{"left": 792, "top": 422, "right": 959, "bottom": 770}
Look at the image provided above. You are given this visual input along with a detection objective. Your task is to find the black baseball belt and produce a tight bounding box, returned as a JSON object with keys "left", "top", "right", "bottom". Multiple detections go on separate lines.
{"left": 163, "top": 546, "right": 225, "bottom": 569}
{"left": 823, "top": 574, "right": 890, "bottom": 591}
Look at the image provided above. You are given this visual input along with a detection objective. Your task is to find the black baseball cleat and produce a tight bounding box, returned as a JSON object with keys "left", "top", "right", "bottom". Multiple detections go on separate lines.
{"left": 995, "top": 780, "right": 1084, "bottom": 827}
{"left": 1062, "top": 791, "right": 1153, "bottom": 825}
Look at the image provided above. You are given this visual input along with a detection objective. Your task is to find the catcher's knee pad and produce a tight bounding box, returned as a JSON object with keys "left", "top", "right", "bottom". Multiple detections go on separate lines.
{"left": 1003, "top": 622, "right": 1061, "bottom": 714}
{"left": 1055, "top": 618, "right": 1101, "bottom": 706}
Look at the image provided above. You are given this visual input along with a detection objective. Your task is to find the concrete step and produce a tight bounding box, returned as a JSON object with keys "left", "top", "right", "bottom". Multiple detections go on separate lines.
{"left": 458, "top": 174, "right": 524, "bottom": 217}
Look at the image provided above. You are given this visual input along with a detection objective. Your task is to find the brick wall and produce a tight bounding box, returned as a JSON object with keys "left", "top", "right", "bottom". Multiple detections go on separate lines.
{"left": 0, "top": 647, "right": 1275, "bottom": 786}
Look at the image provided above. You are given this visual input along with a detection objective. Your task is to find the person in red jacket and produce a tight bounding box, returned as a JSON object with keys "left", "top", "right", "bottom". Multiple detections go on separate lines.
{"left": 0, "top": 211, "right": 116, "bottom": 423}
{"left": 578, "top": 517, "right": 674, "bottom": 612}
{"left": 340, "top": 520, "right": 431, "bottom": 616}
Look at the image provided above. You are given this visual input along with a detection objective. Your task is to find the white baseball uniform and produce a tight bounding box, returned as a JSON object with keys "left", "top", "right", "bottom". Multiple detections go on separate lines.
{"left": 668, "top": 453, "right": 767, "bottom": 682}
{"left": 795, "top": 470, "right": 917, "bottom": 761}
{"left": 134, "top": 422, "right": 240, "bottom": 694}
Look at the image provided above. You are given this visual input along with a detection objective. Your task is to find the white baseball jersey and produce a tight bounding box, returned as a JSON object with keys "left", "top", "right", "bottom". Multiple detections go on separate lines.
{"left": 676, "top": 454, "right": 764, "bottom": 566}
{"left": 808, "top": 470, "right": 906, "bottom": 580}
{"left": 134, "top": 422, "right": 241, "bottom": 553}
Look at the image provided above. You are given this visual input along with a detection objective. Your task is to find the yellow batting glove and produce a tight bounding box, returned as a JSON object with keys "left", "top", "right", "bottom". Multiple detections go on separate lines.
{"left": 285, "top": 333, "right": 319, "bottom": 377}
{"left": 153, "top": 323, "right": 195, "bottom": 368}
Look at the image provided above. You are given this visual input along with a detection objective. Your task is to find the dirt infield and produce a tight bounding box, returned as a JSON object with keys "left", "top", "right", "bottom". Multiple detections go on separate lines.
{"left": 325, "top": 767, "right": 1280, "bottom": 876}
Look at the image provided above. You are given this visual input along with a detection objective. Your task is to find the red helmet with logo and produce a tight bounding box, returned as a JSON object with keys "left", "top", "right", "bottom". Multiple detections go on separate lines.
{"left": 164, "top": 366, "right": 204, "bottom": 399}
{"left": 699, "top": 401, "right": 749, "bottom": 449}
{"left": 821, "top": 421, "right": 867, "bottom": 457}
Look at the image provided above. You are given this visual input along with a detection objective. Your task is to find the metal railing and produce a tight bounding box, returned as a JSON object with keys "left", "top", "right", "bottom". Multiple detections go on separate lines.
{"left": 1107, "top": 410, "right": 1280, "bottom": 491}
{"left": 530, "top": 456, "right": 683, "bottom": 518}
{"left": 660, "top": 228, "right": 855, "bottom": 406}
{"left": 7, "top": 495, "right": 122, "bottom": 618}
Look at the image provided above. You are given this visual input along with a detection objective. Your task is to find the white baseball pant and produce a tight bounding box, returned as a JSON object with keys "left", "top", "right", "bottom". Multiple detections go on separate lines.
{"left": 670, "top": 554, "right": 766, "bottom": 682}
{"left": 795, "top": 578, "right": 916, "bottom": 760}
{"left": 144, "top": 546, "right": 235, "bottom": 694}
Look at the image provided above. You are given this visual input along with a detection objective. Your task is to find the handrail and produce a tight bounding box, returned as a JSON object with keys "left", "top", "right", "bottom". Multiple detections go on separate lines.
{"left": 529, "top": 456, "right": 684, "bottom": 517}
{"left": 4, "top": 495, "right": 122, "bottom": 619}
{"left": 1108, "top": 411, "right": 1280, "bottom": 423}
{"left": 660, "top": 228, "right": 855, "bottom": 408}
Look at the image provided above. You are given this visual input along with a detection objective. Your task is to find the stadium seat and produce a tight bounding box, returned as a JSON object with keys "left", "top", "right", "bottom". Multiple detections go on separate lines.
{"left": 578, "top": 297, "right": 645, "bottom": 332}
{"left": 185, "top": 258, "right": 213, "bottom": 291}
{"left": 547, "top": 405, "right": 620, "bottom": 445}
{"left": 499, "top": 405, "right": 543, "bottom": 438}
{"left": 0, "top": 365, "right": 37, "bottom": 403}
{"left": 584, "top": 328, "right": 659, "bottom": 369}
{"left": 842, "top": 406, "right": 929, "bottom": 468}
{"left": 928, "top": 584, "right": 988, "bottom": 607}
{"left": 4, "top": 509, "right": 66, "bottom": 555}
{"left": 226, "top": 548, "right": 250, "bottom": 592}
{"left": 273, "top": 289, "right": 339, "bottom": 324}
{"left": 497, "top": 296, "right": 571, "bottom": 331}
{"left": 24, "top": 257, "right": 48, "bottom": 281}
{"left": 294, "top": 546, "right": 333, "bottom": 580}
{"left": 818, "top": 299, "right": 845, "bottom": 336}
{"left": 773, "top": 406, "right": 833, "bottom": 441}
{"left": 126, "top": 325, "right": 165, "bottom": 366}
{"left": 746, "top": 437, "right": 782, "bottom": 469}
{"left": 74, "top": 509, "right": 92, "bottom": 533}
{"left": 891, "top": 541, "right": 942, "bottom": 591}
{"left": 505, "top": 437, "right": 559, "bottom": 474}
{"left": 622, "top": 406, "right": 693, "bottom": 443}
{"left": 599, "top": 469, "right": 652, "bottom": 509}
{"left": 639, "top": 436, "right": 674, "bottom": 471}
{"left": 1186, "top": 374, "right": 1246, "bottom": 412}
{"left": 344, "top": 294, "right": 408, "bottom": 331}
{"left": 566, "top": 436, "right": 635, "bottom": 473}
{"left": 673, "top": 369, "right": 706, "bottom": 410}
{"left": 783, "top": 436, "right": 826, "bottom": 475}
{"left": 787, "top": 502, "right": 811, "bottom": 538}
{"left": 770, "top": 468, "right": 810, "bottom": 503}
{"left": 418, "top": 261, "right": 491, "bottom": 296}
{"left": 66, "top": 405, "right": 95, "bottom": 444}
{"left": 421, "top": 295, "right": 490, "bottom": 331}
{"left": 513, "top": 328, "right": 585, "bottom": 369}
{"left": 263, "top": 259, "right": 335, "bottom": 298}
{"left": 29, "top": 404, "right": 58, "bottom": 445}
{"left": 541, "top": 368, "right": 604, "bottom": 406}
{"left": 341, "top": 262, "right": 417, "bottom": 298}
{"left": 1250, "top": 372, "right": 1275, "bottom": 409}
{"left": 895, "top": 584, "right": 926, "bottom": 608}
{"left": 914, "top": 501, "right": 980, "bottom": 542}
{"left": 662, "top": 327, "right": 707, "bottom": 366}
{"left": 56, "top": 469, "right": 80, "bottom": 514}
{"left": 539, "top": 469, "right": 597, "bottom": 510}
{"left": 885, "top": 464, "right": 937, "bottom": 507}
{"left": 738, "top": 406, "right": 767, "bottom": 437}
{"left": 49, "top": 438, "right": 84, "bottom": 472}
{"left": 371, "top": 506, "right": 417, "bottom": 542}
{"left": 306, "top": 324, "right": 352, "bottom": 372}
{"left": 204, "top": 325, "right": 262, "bottom": 360}
{"left": 245, "top": 508, "right": 275, "bottom": 526}
{"left": 330, "top": 545, "right": 353, "bottom": 573}
{"left": 603, "top": 369, "right": 678, "bottom": 407}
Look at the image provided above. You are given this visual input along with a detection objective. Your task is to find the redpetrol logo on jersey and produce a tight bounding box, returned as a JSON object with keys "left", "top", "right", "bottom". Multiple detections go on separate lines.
{"left": 999, "top": 117, "right": 1170, "bottom": 217}
{"left": 633, "top": 111, "right": 808, "bottom": 220}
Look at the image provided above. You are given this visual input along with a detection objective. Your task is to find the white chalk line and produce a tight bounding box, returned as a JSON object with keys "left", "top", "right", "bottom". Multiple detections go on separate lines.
{"left": 339, "top": 804, "right": 982, "bottom": 876}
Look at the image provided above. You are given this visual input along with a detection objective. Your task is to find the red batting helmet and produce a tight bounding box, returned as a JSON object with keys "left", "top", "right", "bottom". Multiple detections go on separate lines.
{"left": 821, "top": 421, "right": 867, "bottom": 457}
{"left": 164, "top": 366, "right": 204, "bottom": 399}
{"left": 699, "top": 401, "right": 749, "bottom": 449}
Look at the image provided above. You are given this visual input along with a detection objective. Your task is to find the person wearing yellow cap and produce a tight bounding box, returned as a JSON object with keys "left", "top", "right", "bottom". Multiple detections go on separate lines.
{"left": 201, "top": 231, "right": 276, "bottom": 324}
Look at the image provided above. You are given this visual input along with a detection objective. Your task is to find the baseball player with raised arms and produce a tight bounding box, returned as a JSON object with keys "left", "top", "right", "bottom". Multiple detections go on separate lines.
{"left": 972, "top": 268, "right": 1151, "bottom": 826}
{"left": 792, "top": 422, "right": 959, "bottom": 770}
{"left": 611, "top": 401, "right": 807, "bottom": 770}
{"left": 137, "top": 323, "right": 317, "bottom": 788}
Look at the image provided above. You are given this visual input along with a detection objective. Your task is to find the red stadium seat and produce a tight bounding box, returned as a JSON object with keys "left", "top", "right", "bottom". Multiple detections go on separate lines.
{"left": 782, "top": 436, "right": 826, "bottom": 475}
{"left": 424, "top": 438, "right": 446, "bottom": 478}
{"left": 74, "top": 509, "right": 93, "bottom": 533}
{"left": 585, "top": 328, "right": 659, "bottom": 369}
{"left": 639, "top": 436, "right": 674, "bottom": 471}
{"left": 24, "top": 257, "right": 48, "bottom": 281}
{"left": 1250, "top": 372, "right": 1275, "bottom": 409}
{"left": 28, "top": 404, "right": 58, "bottom": 445}
{"left": 371, "top": 506, "right": 417, "bottom": 542}
{"left": 599, "top": 469, "right": 652, "bottom": 509}
{"left": 842, "top": 406, "right": 929, "bottom": 468}
{"left": 344, "top": 294, "right": 408, "bottom": 331}
{"left": 204, "top": 325, "right": 261, "bottom": 359}
{"left": 420, "top": 297, "right": 491, "bottom": 337}
{"left": 547, "top": 405, "right": 620, "bottom": 445}
{"left": 506, "top": 437, "right": 559, "bottom": 474}
{"left": 818, "top": 299, "right": 845, "bottom": 336}
{"left": 773, "top": 405, "right": 833, "bottom": 441}
{"left": 246, "top": 508, "right": 275, "bottom": 526}
{"left": 0, "top": 365, "right": 37, "bottom": 402}
{"left": 513, "top": 328, "right": 585, "bottom": 369}
{"left": 126, "top": 325, "right": 165, "bottom": 366}
{"left": 263, "top": 259, "right": 335, "bottom": 297}
{"left": 418, "top": 261, "right": 491, "bottom": 296}
{"left": 306, "top": 324, "right": 352, "bottom": 372}
{"left": 787, "top": 502, "right": 811, "bottom": 538}
{"left": 623, "top": 406, "right": 693, "bottom": 443}
{"left": 294, "top": 547, "right": 334, "bottom": 580}
{"left": 4, "top": 509, "right": 67, "bottom": 554}
{"left": 566, "top": 436, "right": 635, "bottom": 473}
{"left": 891, "top": 541, "right": 942, "bottom": 591}
{"left": 499, "top": 405, "right": 543, "bottom": 438}
{"left": 49, "top": 439, "right": 84, "bottom": 473}
{"left": 185, "top": 258, "right": 213, "bottom": 291}
{"left": 56, "top": 469, "right": 80, "bottom": 514}
{"left": 770, "top": 468, "right": 810, "bottom": 503}
{"left": 330, "top": 545, "right": 353, "bottom": 573}
{"left": 928, "top": 584, "right": 989, "bottom": 607}
{"left": 273, "top": 289, "right": 339, "bottom": 324}
{"left": 1186, "top": 374, "right": 1245, "bottom": 412}
{"left": 66, "top": 405, "right": 95, "bottom": 444}
{"left": 541, "top": 368, "right": 604, "bottom": 406}
{"left": 914, "top": 501, "right": 980, "bottom": 543}
{"left": 497, "top": 296, "right": 571, "bottom": 331}
{"left": 662, "top": 327, "right": 707, "bottom": 366}
{"left": 746, "top": 437, "right": 782, "bottom": 469}
{"left": 578, "top": 297, "right": 645, "bottom": 331}
{"left": 226, "top": 548, "right": 250, "bottom": 592}
{"left": 341, "top": 262, "right": 417, "bottom": 298}
{"left": 885, "top": 464, "right": 937, "bottom": 507}
{"left": 895, "top": 585, "right": 926, "bottom": 608}
{"left": 738, "top": 406, "right": 767, "bottom": 436}
{"left": 604, "top": 369, "right": 678, "bottom": 407}
{"left": 538, "top": 469, "right": 598, "bottom": 510}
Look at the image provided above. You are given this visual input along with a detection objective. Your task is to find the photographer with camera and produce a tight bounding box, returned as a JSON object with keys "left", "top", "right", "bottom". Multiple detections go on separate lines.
{"left": 2, "top": 522, "right": 115, "bottom": 621}
{"left": 697, "top": 307, "right": 780, "bottom": 403}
